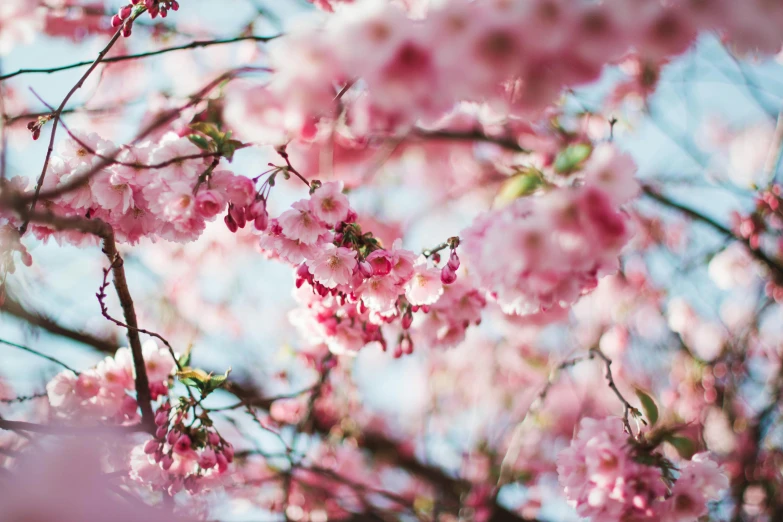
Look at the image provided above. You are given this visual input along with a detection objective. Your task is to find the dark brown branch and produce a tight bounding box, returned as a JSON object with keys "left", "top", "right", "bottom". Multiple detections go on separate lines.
{"left": 0, "top": 294, "right": 118, "bottom": 355}
{"left": 0, "top": 419, "right": 147, "bottom": 435}
{"left": 0, "top": 205, "right": 155, "bottom": 432}
{"left": 413, "top": 128, "right": 530, "bottom": 153}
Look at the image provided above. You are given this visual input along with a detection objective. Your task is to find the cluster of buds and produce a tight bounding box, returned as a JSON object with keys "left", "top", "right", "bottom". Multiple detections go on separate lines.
{"left": 26, "top": 116, "right": 51, "bottom": 141}
{"left": 113, "top": 1, "right": 180, "bottom": 37}
{"left": 140, "top": 399, "right": 233, "bottom": 495}
{"left": 225, "top": 198, "right": 268, "bottom": 233}
{"left": 425, "top": 237, "right": 461, "bottom": 285}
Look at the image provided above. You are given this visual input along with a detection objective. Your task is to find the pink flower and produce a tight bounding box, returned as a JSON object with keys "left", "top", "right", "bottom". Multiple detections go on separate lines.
{"left": 359, "top": 275, "right": 399, "bottom": 313}
{"left": 279, "top": 199, "right": 326, "bottom": 245}
{"left": 75, "top": 370, "right": 101, "bottom": 400}
{"left": 198, "top": 447, "right": 218, "bottom": 469}
{"left": 583, "top": 144, "right": 639, "bottom": 205}
{"left": 309, "top": 245, "right": 358, "bottom": 288}
{"left": 194, "top": 190, "right": 227, "bottom": 219}
{"left": 405, "top": 258, "right": 443, "bottom": 306}
{"left": 309, "top": 181, "right": 351, "bottom": 226}
{"left": 142, "top": 340, "right": 175, "bottom": 383}
{"left": 46, "top": 370, "right": 78, "bottom": 410}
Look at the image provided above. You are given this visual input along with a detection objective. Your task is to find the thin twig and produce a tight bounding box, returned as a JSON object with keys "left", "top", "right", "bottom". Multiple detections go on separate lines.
{"left": 588, "top": 347, "right": 644, "bottom": 436}
{"left": 0, "top": 338, "right": 80, "bottom": 374}
{"left": 0, "top": 35, "right": 279, "bottom": 82}
{"left": 496, "top": 353, "right": 592, "bottom": 487}
{"left": 642, "top": 184, "right": 783, "bottom": 281}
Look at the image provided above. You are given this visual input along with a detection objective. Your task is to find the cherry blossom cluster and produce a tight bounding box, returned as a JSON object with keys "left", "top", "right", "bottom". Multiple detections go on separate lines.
{"left": 557, "top": 417, "right": 729, "bottom": 522}
{"left": 46, "top": 340, "right": 175, "bottom": 421}
{"left": 130, "top": 399, "right": 233, "bottom": 495}
{"left": 255, "top": 180, "right": 464, "bottom": 355}
{"left": 460, "top": 144, "right": 638, "bottom": 316}
{"left": 262, "top": 0, "right": 783, "bottom": 139}
{"left": 28, "top": 131, "right": 254, "bottom": 244}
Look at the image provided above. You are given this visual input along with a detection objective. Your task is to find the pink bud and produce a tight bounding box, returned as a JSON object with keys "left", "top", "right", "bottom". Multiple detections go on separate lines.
{"left": 216, "top": 452, "right": 229, "bottom": 473}
{"left": 254, "top": 212, "right": 268, "bottom": 231}
{"left": 400, "top": 337, "right": 414, "bottom": 355}
{"left": 198, "top": 447, "right": 217, "bottom": 469}
{"left": 156, "top": 425, "right": 167, "bottom": 439}
{"left": 161, "top": 454, "right": 174, "bottom": 470}
{"left": 224, "top": 213, "right": 238, "bottom": 233}
{"left": 21, "top": 251, "right": 33, "bottom": 267}
{"left": 111, "top": 14, "right": 123, "bottom": 27}
{"left": 119, "top": 5, "right": 133, "bottom": 19}
{"left": 167, "top": 429, "right": 179, "bottom": 445}
{"left": 345, "top": 209, "right": 357, "bottom": 223}
{"left": 208, "top": 432, "right": 221, "bottom": 446}
{"left": 144, "top": 439, "right": 159, "bottom": 454}
{"left": 222, "top": 443, "right": 234, "bottom": 462}
{"left": 122, "top": 23, "right": 132, "bottom": 38}
{"left": 447, "top": 250, "right": 460, "bottom": 270}
{"left": 401, "top": 311, "right": 413, "bottom": 330}
{"left": 247, "top": 199, "right": 266, "bottom": 220}
{"left": 441, "top": 265, "right": 457, "bottom": 285}
{"left": 154, "top": 448, "right": 164, "bottom": 463}
{"left": 421, "top": 305, "right": 430, "bottom": 313}
{"left": 171, "top": 1, "right": 180, "bottom": 10}
{"left": 229, "top": 204, "right": 246, "bottom": 229}
{"left": 155, "top": 409, "right": 168, "bottom": 426}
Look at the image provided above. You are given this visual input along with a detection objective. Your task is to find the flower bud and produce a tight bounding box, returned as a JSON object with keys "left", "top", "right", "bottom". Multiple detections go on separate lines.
{"left": 155, "top": 425, "right": 167, "bottom": 439}
{"left": 161, "top": 454, "right": 174, "bottom": 470}
{"left": 224, "top": 213, "right": 238, "bottom": 233}
{"left": 441, "top": 265, "right": 457, "bottom": 285}
{"left": 111, "top": 14, "right": 123, "bottom": 27}
{"left": 229, "top": 204, "right": 246, "bottom": 229}
{"left": 254, "top": 212, "right": 269, "bottom": 231}
{"left": 401, "top": 311, "right": 413, "bottom": 330}
{"left": 216, "top": 452, "right": 229, "bottom": 473}
{"left": 144, "top": 439, "right": 159, "bottom": 454}
{"left": 245, "top": 199, "right": 263, "bottom": 220}
{"left": 155, "top": 409, "right": 168, "bottom": 426}
{"left": 448, "top": 250, "right": 460, "bottom": 271}
{"left": 400, "top": 337, "right": 414, "bottom": 355}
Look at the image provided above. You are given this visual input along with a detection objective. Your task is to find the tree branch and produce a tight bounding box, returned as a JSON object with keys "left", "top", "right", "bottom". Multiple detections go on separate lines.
{"left": 0, "top": 35, "right": 279, "bottom": 82}
{"left": 641, "top": 184, "right": 783, "bottom": 281}
{"left": 0, "top": 338, "right": 80, "bottom": 374}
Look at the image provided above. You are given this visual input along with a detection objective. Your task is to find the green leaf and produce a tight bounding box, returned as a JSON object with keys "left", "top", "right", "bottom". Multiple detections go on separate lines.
{"left": 495, "top": 169, "right": 545, "bottom": 205}
{"left": 178, "top": 345, "right": 193, "bottom": 368}
{"left": 666, "top": 435, "right": 696, "bottom": 459}
{"left": 635, "top": 389, "right": 659, "bottom": 426}
{"left": 554, "top": 143, "right": 592, "bottom": 174}
{"left": 188, "top": 134, "right": 210, "bottom": 151}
